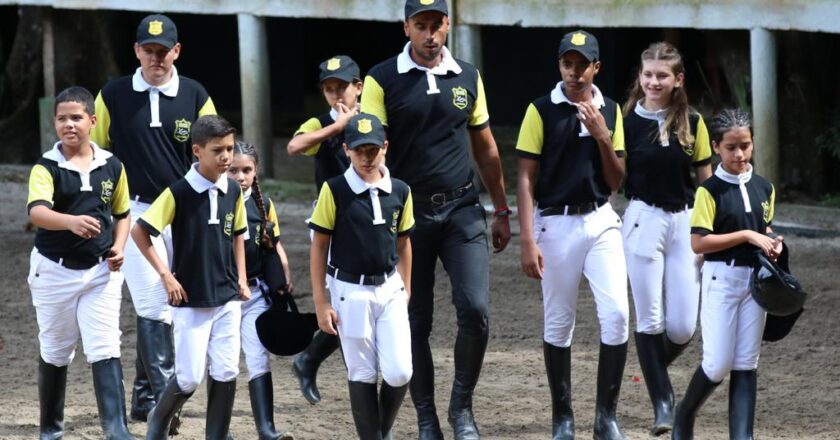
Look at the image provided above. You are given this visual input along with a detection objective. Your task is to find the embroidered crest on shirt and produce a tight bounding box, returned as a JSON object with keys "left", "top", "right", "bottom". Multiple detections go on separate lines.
{"left": 148, "top": 20, "right": 163, "bottom": 36}
{"left": 254, "top": 224, "right": 262, "bottom": 244}
{"left": 762, "top": 200, "right": 771, "bottom": 223}
{"left": 224, "top": 212, "right": 234, "bottom": 236}
{"left": 173, "top": 119, "right": 191, "bottom": 143}
{"left": 357, "top": 118, "right": 373, "bottom": 134}
{"left": 100, "top": 179, "right": 114, "bottom": 204}
{"left": 452, "top": 86, "right": 468, "bottom": 110}
{"left": 390, "top": 210, "right": 399, "bottom": 234}
{"left": 327, "top": 58, "right": 341, "bottom": 71}
{"left": 571, "top": 33, "right": 587, "bottom": 46}
{"left": 682, "top": 143, "right": 695, "bottom": 157}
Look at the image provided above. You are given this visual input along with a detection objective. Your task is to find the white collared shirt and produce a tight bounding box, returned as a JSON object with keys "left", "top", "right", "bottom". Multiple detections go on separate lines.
{"left": 550, "top": 81, "right": 606, "bottom": 137}
{"left": 43, "top": 141, "right": 113, "bottom": 191}
{"left": 396, "top": 42, "right": 462, "bottom": 95}
{"left": 715, "top": 163, "right": 754, "bottom": 213}
{"left": 132, "top": 66, "right": 180, "bottom": 128}
{"left": 343, "top": 164, "right": 393, "bottom": 225}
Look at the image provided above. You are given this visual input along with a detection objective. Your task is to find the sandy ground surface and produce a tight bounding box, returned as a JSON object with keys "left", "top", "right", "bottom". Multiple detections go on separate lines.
{"left": 0, "top": 164, "right": 838, "bottom": 439}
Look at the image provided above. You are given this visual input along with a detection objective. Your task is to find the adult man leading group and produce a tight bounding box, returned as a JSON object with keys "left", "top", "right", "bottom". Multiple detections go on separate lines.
{"left": 361, "top": 1, "right": 511, "bottom": 438}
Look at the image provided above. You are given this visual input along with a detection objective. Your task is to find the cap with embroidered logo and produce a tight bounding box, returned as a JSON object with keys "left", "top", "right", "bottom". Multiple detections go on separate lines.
{"left": 318, "top": 55, "right": 360, "bottom": 84}
{"left": 405, "top": 0, "right": 449, "bottom": 19}
{"left": 558, "top": 30, "right": 599, "bottom": 62}
{"left": 345, "top": 114, "right": 386, "bottom": 149}
{"left": 136, "top": 14, "right": 178, "bottom": 49}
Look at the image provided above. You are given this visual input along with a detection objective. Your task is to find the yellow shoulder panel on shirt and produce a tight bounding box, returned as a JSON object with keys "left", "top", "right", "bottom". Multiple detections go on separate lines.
{"left": 515, "top": 103, "right": 544, "bottom": 156}
{"left": 27, "top": 164, "right": 54, "bottom": 206}
{"left": 233, "top": 191, "right": 247, "bottom": 234}
{"left": 268, "top": 199, "right": 281, "bottom": 237}
{"left": 198, "top": 97, "right": 217, "bottom": 117}
{"left": 469, "top": 71, "right": 490, "bottom": 127}
{"left": 690, "top": 186, "right": 716, "bottom": 231}
{"left": 310, "top": 183, "right": 337, "bottom": 231}
{"left": 768, "top": 185, "right": 776, "bottom": 224}
{"left": 612, "top": 103, "right": 625, "bottom": 152}
{"left": 399, "top": 191, "right": 416, "bottom": 233}
{"left": 294, "top": 117, "right": 324, "bottom": 156}
{"left": 111, "top": 164, "right": 130, "bottom": 216}
{"left": 141, "top": 188, "right": 176, "bottom": 233}
{"left": 360, "top": 75, "right": 388, "bottom": 126}
{"left": 693, "top": 115, "right": 712, "bottom": 163}
{"left": 91, "top": 92, "right": 111, "bottom": 148}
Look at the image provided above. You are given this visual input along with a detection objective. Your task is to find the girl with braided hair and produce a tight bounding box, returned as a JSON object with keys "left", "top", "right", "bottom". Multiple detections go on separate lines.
{"left": 620, "top": 41, "right": 712, "bottom": 435}
{"left": 228, "top": 140, "right": 294, "bottom": 439}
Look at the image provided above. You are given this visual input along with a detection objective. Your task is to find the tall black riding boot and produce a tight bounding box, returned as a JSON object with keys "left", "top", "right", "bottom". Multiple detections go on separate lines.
{"left": 146, "top": 377, "right": 192, "bottom": 440}
{"left": 249, "top": 373, "right": 293, "bottom": 440}
{"left": 136, "top": 317, "right": 181, "bottom": 435}
{"left": 543, "top": 342, "right": 574, "bottom": 440}
{"left": 130, "top": 350, "right": 155, "bottom": 421}
{"left": 672, "top": 366, "right": 720, "bottom": 440}
{"left": 379, "top": 381, "right": 408, "bottom": 440}
{"left": 729, "top": 370, "right": 757, "bottom": 440}
{"left": 349, "top": 381, "right": 382, "bottom": 440}
{"left": 410, "top": 337, "right": 443, "bottom": 440}
{"left": 593, "top": 342, "right": 628, "bottom": 440}
{"left": 91, "top": 358, "right": 137, "bottom": 439}
{"left": 663, "top": 337, "right": 690, "bottom": 367}
{"left": 39, "top": 358, "right": 67, "bottom": 440}
{"left": 448, "top": 332, "right": 488, "bottom": 440}
{"left": 291, "top": 330, "right": 339, "bottom": 405}
{"left": 635, "top": 333, "right": 675, "bottom": 436}
{"left": 206, "top": 378, "right": 237, "bottom": 440}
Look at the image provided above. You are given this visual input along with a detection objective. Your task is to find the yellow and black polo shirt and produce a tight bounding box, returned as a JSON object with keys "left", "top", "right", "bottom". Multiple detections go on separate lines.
{"left": 138, "top": 166, "right": 247, "bottom": 307}
{"left": 624, "top": 104, "right": 711, "bottom": 206}
{"left": 293, "top": 111, "right": 350, "bottom": 191}
{"left": 361, "top": 45, "right": 489, "bottom": 195}
{"left": 309, "top": 167, "right": 415, "bottom": 276}
{"left": 92, "top": 69, "right": 216, "bottom": 202}
{"left": 244, "top": 191, "right": 281, "bottom": 279}
{"left": 691, "top": 171, "right": 775, "bottom": 263}
{"left": 515, "top": 83, "right": 625, "bottom": 207}
{"left": 28, "top": 142, "right": 130, "bottom": 260}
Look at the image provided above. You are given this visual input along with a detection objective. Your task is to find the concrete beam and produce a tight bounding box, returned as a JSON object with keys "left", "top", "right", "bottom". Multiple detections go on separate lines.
{"left": 750, "top": 27, "right": 779, "bottom": 184}
{"left": 237, "top": 14, "right": 274, "bottom": 177}
{"left": 452, "top": 24, "right": 482, "bottom": 69}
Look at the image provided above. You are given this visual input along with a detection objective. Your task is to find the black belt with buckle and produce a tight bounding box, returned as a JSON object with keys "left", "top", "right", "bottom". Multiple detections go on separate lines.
{"left": 40, "top": 252, "right": 104, "bottom": 270}
{"left": 414, "top": 182, "right": 473, "bottom": 205}
{"left": 327, "top": 265, "right": 395, "bottom": 286}
{"left": 248, "top": 278, "right": 260, "bottom": 287}
{"left": 635, "top": 199, "right": 689, "bottom": 213}
{"left": 708, "top": 257, "right": 755, "bottom": 267}
{"left": 540, "top": 200, "right": 606, "bottom": 216}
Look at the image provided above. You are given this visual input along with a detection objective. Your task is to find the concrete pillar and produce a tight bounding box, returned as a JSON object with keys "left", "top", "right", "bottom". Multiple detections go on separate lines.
{"left": 40, "top": 8, "right": 57, "bottom": 152}
{"left": 237, "top": 14, "right": 274, "bottom": 177}
{"left": 452, "top": 24, "right": 482, "bottom": 70}
{"left": 750, "top": 27, "right": 779, "bottom": 184}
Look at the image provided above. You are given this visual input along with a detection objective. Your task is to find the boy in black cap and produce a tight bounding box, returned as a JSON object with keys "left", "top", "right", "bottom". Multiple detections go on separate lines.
{"left": 91, "top": 13, "right": 216, "bottom": 425}
{"left": 516, "top": 29, "right": 630, "bottom": 440}
{"left": 286, "top": 54, "right": 362, "bottom": 406}
{"left": 309, "top": 113, "right": 415, "bottom": 440}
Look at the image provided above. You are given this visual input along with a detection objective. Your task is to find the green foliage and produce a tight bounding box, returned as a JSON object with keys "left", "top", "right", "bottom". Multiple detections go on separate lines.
{"left": 815, "top": 110, "right": 840, "bottom": 162}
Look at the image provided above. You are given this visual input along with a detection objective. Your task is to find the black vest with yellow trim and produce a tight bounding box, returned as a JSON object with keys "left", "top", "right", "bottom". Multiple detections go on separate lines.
{"left": 313, "top": 176, "right": 411, "bottom": 275}
{"left": 244, "top": 194, "right": 275, "bottom": 279}
{"left": 313, "top": 113, "right": 350, "bottom": 191}
{"left": 624, "top": 112, "right": 710, "bottom": 206}
{"left": 692, "top": 174, "right": 774, "bottom": 263}
{"left": 523, "top": 95, "right": 620, "bottom": 206}
{"left": 366, "top": 56, "right": 483, "bottom": 195}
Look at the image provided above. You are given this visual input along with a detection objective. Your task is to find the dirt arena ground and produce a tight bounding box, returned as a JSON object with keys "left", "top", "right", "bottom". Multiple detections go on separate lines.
{"left": 0, "top": 164, "right": 838, "bottom": 439}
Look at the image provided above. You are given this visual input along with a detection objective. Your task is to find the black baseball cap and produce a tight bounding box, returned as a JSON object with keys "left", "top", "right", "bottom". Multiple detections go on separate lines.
{"left": 345, "top": 114, "right": 386, "bottom": 149}
{"left": 405, "top": 0, "right": 449, "bottom": 19}
{"left": 137, "top": 14, "right": 178, "bottom": 49}
{"left": 318, "top": 55, "right": 360, "bottom": 84}
{"left": 558, "top": 30, "right": 599, "bottom": 62}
